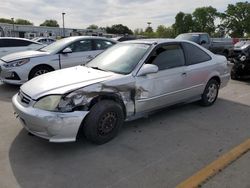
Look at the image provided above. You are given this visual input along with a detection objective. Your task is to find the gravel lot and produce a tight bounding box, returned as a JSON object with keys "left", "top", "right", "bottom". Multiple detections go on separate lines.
{"left": 0, "top": 79, "right": 250, "bottom": 188}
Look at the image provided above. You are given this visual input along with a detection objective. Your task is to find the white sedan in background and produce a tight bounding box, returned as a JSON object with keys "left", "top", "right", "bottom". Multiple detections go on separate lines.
{"left": 0, "top": 37, "right": 45, "bottom": 58}
{"left": 0, "top": 36, "right": 117, "bottom": 85}
{"left": 32, "top": 37, "right": 56, "bottom": 45}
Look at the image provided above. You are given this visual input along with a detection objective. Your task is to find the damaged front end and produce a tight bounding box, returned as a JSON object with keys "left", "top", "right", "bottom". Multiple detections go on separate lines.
{"left": 61, "top": 81, "right": 136, "bottom": 119}
{"left": 57, "top": 76, "right": 149, "bottom": 120}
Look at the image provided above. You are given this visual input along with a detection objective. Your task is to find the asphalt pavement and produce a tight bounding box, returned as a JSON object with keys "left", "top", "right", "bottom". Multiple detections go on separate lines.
{"left": 0, "top": 79, "right": 250, "bottom": 188}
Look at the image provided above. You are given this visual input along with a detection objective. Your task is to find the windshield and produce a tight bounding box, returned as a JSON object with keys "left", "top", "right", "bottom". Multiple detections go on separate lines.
{"left": 86, "top": 43, "right": 150, "bottom": 74}
{"left": 39, "top": 37, "right": 74, "bottom": 53}
{"left": 176, "top": 34, "right": 199, "bottom": 43}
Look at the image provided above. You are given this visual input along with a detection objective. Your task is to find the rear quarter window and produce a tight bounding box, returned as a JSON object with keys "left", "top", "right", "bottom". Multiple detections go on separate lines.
{"left": 1, "top": 39, "right": 33, "bottom": 47}
{"left": 182, "top": 42, "right": 211, "bottom": 65}
{"left": 94, "top": 39, "right": 115, "bottom": 50}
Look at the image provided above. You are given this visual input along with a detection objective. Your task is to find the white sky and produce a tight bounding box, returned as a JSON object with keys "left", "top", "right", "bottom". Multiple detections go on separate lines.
{"left": 0, "top": 0, "right": 243, "bottom": 30}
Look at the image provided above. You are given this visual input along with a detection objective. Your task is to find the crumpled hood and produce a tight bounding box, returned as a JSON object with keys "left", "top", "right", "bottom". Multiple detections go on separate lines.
{"left": 21, "top": 66, "right": 117, "bottom": 100}
{"left": 1, "top": 50, "right": 49, "bottom": 62}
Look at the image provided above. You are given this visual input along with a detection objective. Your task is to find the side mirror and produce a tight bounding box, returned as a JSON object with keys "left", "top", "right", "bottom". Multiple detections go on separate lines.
{"left": 62, "top": 47, "right": 72, "bottom": 54}
{"left": 200, "top": 40, "right": 207, "bottom": 45}
{"left": 137, "top": 64, "right": 158, "bottom": 76}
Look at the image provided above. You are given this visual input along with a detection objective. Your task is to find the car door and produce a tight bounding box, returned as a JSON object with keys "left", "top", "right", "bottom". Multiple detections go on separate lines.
{"left": 59, "top": 39, "right": 97, "bottom": 68}
{"left": 135, "top": 43, "right": 188, "bottom": 113}
{"left": 182, "top": 42, "right": 213, "bottom": 97}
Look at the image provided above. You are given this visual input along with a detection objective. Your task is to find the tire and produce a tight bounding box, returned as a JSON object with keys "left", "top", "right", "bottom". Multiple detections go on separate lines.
{"left": 83, "top": 100, "right": 124, "bottom": 144}
{"left": 200, "top": 79, "right": 219, "bottom": 106}
{"left": 230, "top": 70, "right": 238, "bottom": 80}
{"left": 29, "top": 65, "right": 53, "bottom": 80}
{"left": 230, "top": 66, "right": 239, "bottom": 80}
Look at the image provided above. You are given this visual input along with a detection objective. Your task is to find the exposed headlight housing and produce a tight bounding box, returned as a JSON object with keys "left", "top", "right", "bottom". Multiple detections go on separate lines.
{"left": 4, "top": 58, "right": 30, "bottom": 68}
{"left": 34, "top": 92, "right": 89, "bottom": 112}
{"left": 34, "top": 95, "right": 61, "bottom": 111}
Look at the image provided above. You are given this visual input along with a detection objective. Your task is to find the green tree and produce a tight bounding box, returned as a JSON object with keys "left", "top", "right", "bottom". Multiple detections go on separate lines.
{"left": 0, "top": 18, "right": 13, "bottom": 24}
{"left": 145, "top": 26, "right": 153, "bottom": 33}
{"left": 220, "top": 1, "right": 250, "bottom": 37}
{"left": 172, "top": 12, "right": 194, "bottom": 35}
{"left": 40, "top": 20, "right": 59, "bottom": 27}
{"left": 192, "top": 6, "right": 218, "bottom": 35}
{"left": 143, "top": 26, "right": 156, "bottom": 38}
{"left": 134, "top": 28, "right": 144, "bottom": 35}
{"left": 14, "top": 18, "right": 33, "bottom": 25}
{"left": 106, "top": 24, "right": 133, "bottom": 35}
{"left": 87, "top": 24, "right": 98, "bottom": 29}
{"left": 156, "top": 25, "right": 175, "bottom": 38}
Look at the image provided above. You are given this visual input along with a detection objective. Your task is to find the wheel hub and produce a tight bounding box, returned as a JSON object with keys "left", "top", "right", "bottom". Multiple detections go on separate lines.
{"left": 34, "top": 70, "right": 49, "bottom": 77}
{"left": 98, "top": 112, "right": 117, "bottom": 136}
{"left": 207, "top": 84, "right": 218, "bottom": 103}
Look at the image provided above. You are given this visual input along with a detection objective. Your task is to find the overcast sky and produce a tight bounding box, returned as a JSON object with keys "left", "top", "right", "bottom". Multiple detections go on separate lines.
{"left": 0, "top": 0, "right": 243, "bottom": 30}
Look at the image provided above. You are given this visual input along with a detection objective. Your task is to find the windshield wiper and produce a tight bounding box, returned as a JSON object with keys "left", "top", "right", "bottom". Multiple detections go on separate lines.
{"left": 90, "top": 66, "right": 106, "bottom": 71}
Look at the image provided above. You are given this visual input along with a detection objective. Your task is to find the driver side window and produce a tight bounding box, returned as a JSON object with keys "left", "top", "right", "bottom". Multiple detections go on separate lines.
{"left": 68, "top": 40, "right": 92, "bottom": 52}
{"left": 148, "top": 44, "right": 185, "bottom": 71}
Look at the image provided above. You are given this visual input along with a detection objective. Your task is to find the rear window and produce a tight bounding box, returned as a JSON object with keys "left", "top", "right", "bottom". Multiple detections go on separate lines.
{"left": 94, "top": 39, "right": 115, "bottom": 50}
{"left": 182, "top": 42, "right": 211, "bottom": 65}
{"left": 0, "top": 39, "right": 33, "bottom": 47}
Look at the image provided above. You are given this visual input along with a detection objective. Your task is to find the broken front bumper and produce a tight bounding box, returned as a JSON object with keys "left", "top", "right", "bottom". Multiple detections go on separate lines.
{"left": 12, "top": 94, "right": 89, "bottom": 142}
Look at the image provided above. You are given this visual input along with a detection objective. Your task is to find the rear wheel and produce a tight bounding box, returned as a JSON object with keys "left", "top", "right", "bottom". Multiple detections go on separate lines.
{"left": 83, "top": 100, "right": 124, "bottom": 144}
{"left": 29, "top": 65, "right": 53, "bottom": 79}
{"left": 200, "top": 79, "right": 219, "bottom": 106}
{"left": 231, "top": 69, "right": 239, "bottom": 80}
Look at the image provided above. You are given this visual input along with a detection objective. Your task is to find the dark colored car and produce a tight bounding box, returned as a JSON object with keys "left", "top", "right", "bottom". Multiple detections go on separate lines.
{"left": 231, "top": 41, "right": 250, "bottom": 80}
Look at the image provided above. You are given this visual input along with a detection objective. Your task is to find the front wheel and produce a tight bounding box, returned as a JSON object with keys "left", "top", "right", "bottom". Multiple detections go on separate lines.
{"left": 200, "top": 79, "right": 219, "bottom": 106}
{"left": 83, "top": 100, "right": 124, "bottom": 144}
{"left": 29, "top": 65, "right": 53, "bottom": 80}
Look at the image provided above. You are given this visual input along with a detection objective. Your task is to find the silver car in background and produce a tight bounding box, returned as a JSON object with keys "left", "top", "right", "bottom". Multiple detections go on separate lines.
{"left": 12, "top": 39, "right": 230, "bottom": 144}
{"left": 0, "top": 37, "right": 45, "bottom": 58}
{"left": 32, "top": 37, "right": 56, "bottom": 45}
{"left": 0, "top": 36, "right": 117, "bottom": 85}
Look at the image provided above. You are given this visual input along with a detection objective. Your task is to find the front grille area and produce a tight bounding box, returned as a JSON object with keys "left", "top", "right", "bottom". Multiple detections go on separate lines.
{"left": 18, "top": 91, "right": 31, "bottom": 105}
{"left": 6, "top": 72, "right": 21, "bottom": 80}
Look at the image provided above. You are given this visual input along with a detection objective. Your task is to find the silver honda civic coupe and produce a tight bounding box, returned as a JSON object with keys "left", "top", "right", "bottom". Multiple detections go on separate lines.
{"left": 12, "top": 39, "right": 230, "bottom": 144}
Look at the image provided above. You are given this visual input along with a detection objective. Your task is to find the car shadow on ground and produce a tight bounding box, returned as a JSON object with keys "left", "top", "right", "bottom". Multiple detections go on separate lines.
{"left": 8, "top": 98, "right": 250, "bottom": 188}
{"left": 0, "top": 82, "right": 19, "bottom": 102}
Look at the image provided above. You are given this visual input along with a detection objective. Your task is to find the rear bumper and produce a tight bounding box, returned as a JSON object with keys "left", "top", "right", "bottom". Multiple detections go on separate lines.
{"left": 12, "top": 94, "right": 89, "bottom": 142}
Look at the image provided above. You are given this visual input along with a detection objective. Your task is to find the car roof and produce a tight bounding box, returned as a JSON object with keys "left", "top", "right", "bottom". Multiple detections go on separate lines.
{"left": 34, "top": 37, "right": 55, "bottom": 40}
{"left": 62, "top": 36, "right": 118, "bottom": 43}
{"left": 0, "top": 37, "right": 43, "bottom": 45}
{"left": 179, "top": 32, "right": 207, "bottom": 35}
{"left": 123, "top": 38, "right": 193, "bottom": 45}
{"left": 0, "top": 37, "right": 35, "bottom": 41}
